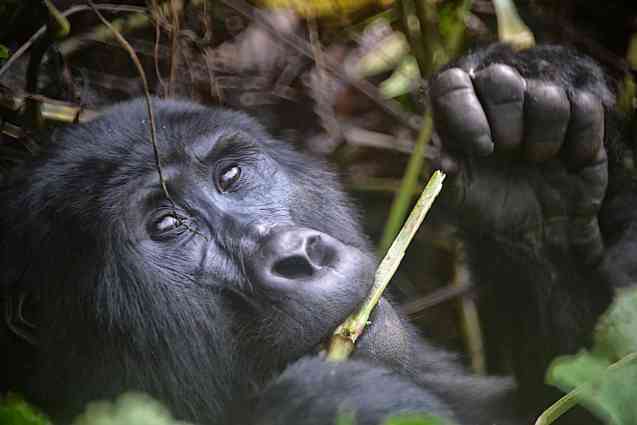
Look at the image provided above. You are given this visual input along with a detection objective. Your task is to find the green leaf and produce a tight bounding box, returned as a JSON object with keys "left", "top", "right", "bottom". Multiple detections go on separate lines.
{"left": 0, "top": 44, "right": 9, "bottom": 59}
{"left": 379, "top": 56, "right": 420, "bottom": 99}
{"left": 336, "top": 411, "right": 356, "bottom": 425}
{"left": 545, "top": 288, "right": 637, "bottom": 425}
{"left": 383, "top": 413, "right": 454, "bottom": 425}
{"left": 72, "top": 393, "right": 192, "bottom": 425}
{"left": 549, "top": 352, "right": 637, "bottom": 425}
{"left": 548, "top": 351, "right": 610, "bottom": 390}
{"left": 355, "top": 32, "right": 410, "bottom": 78}
{"left": 594, "top": 288, "right": 637, "bottom": 361}
{"left": 0, "top": 393, "right": 52, "bottom": 425}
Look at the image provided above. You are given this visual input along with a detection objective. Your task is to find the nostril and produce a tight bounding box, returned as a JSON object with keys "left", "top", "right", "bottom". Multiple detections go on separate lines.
{"left": 272, "top": 255, "right": 315, "bottom": 279}
{"left": 255, "top": 227, "right": 343, "bottom": 285}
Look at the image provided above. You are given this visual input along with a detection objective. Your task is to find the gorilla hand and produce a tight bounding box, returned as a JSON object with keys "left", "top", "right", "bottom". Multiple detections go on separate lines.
{"left": 430, "top": 48, "right": 608, "bottom": 266}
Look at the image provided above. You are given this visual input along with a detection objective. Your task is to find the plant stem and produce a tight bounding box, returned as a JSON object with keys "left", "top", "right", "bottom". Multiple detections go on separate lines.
{"left": 493, "top": 0, "right": 535, "bottom": 50}
{"left": 378, "top": 112, "right": 433, "bottom": 255}
{"left": 327, "top": 170, "right": 445, "bottom": 361}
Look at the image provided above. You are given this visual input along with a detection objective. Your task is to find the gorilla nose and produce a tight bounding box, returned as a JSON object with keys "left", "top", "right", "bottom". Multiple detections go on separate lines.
{"left": 270, "top": 230, "right": 331, "bottom": 279}
{"left": 249, "top": 227, "right": 342, "bottom": 289}
{"left": 265, "top": 228, "right": 337, "bottom": 278}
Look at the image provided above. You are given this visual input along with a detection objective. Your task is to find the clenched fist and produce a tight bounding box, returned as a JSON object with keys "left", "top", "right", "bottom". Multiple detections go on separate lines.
{"left": 430, "top": 45, "right": 610, "bottom": 265}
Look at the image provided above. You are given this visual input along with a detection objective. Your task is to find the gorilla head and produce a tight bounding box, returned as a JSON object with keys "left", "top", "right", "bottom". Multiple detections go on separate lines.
{"left": 0, "top": 99, "right": 382, "bottom": 423}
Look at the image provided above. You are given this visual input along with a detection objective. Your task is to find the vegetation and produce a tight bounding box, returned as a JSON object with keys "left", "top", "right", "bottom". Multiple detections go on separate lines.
{"left": 0, "top": 1, "right": 635, "bottom": 424}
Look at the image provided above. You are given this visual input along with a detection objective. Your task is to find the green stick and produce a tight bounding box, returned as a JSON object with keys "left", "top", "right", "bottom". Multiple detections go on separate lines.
{"left": 327, "top": 170, "right": 446, "bottom": 361}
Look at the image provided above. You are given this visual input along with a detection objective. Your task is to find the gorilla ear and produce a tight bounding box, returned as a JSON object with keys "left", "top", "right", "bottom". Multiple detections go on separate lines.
{"left": 2, "top": 291, "right": 38, "bottom": 346}
{"left": 0, "top": 224, "right": 39, "bottom": 345}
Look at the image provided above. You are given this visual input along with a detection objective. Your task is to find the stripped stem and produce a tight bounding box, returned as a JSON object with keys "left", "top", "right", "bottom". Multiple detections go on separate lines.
{"left": 327, "top": 170, "right": 445, "bottom": 361}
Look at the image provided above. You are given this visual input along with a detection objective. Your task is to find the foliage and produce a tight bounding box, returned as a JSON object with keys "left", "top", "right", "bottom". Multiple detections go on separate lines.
{"left": 1, "top": 392, "right": 195, "bottom": 425}
{"left": 383, "top": 413, "right": 454, "bottom": 425}
{"left": 71, "top": 393, "right": 192, "bottom": 425}
{"left": 2, "top": 394, "right": 455, "bottom": 425}
{"left": 259, "top": 0, "right": 385, "bottom": 17}
{"left": 0, "top": 0, "right": 18, "bottom": 17}
{"left": 546, "top": 288, "right": 637, "bottom": 425}
{"left": 336, "top": 412, "right": 454, "bottom": 425}
{"left": 0, "top": 393, "right": 51, "bottom": 425}
{"left": 0, "top": 0, "right": 17, "bottom": 61}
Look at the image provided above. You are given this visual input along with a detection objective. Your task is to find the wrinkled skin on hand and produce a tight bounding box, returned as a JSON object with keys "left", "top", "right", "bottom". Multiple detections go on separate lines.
{"left": 430, "top": 45, "right": 610, "bottom": 266}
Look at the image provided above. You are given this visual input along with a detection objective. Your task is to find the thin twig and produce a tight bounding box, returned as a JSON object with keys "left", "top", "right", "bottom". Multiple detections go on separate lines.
{"left": 327, "top": 170, "right": 446, "bottom": 361}
{"left": 0, "top": 4, "right": 148, "bottom": 79}
{"left": 535, "top": 352, "right": 637, "bottom": 425}
{"left": 534, "top": 391, "right": 579, "bottom": 425}
{"left": 58, "top": 11, "right": 149, "bottom": 57}
{"left": 402, "top": 281, "right": 472, "bottom": 317}
{"left": 493, "top": 0, "right": 535, "bottom": 50}
{"left": 86, "top": 1, "right": 205, "bottom": 240}
{"left": 167, "top": 0, "right": 182, "bottom": 97}
{"left": 151, "top": 0, "right": 168, "bottom": 97}
{"left": 0, "top": 90, "right": 97, "bottom": 123}
{"left": 452, "top": 243, "right": 485, "bottom": 374}
{"left": 400, "top": 0, "right": 430, "bottom": 76}
{"left": 307, "top": 17, "right": 341, "bottom": 140}
{"left": 43, "top": 0, "right": 71, "bottom": 39}
{"left": 378, "top": 113, "right": 433, "bottom": 254}
{"left": 87, "top": 1, "right": 167, "bottom": 198}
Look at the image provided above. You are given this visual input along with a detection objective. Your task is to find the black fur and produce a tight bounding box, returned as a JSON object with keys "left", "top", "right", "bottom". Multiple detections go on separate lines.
{"left": 1, "top": 44, "right": 634, "bottom": 425}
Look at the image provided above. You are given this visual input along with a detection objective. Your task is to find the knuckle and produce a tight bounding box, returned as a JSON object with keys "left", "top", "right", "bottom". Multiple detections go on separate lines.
{"left": 431, "top": 67, "right": 472, "bottom": 99}
{"left": 526, "top": 80, "right": 569, "bottom": 110}
{"left": 571, "top": 90, "right": 602, "bottom": 111}
{"left": 563, "top": 91, "right": 606, "bottom": 167}
{"left": 570, "top": 90, "right": 604, "bottom": 127}
{"left": 474, "top": 63, "right": 526, "bottom": 102}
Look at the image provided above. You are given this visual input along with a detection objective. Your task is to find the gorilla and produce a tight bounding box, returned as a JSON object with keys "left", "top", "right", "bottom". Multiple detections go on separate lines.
{"left": 1, "top": 44, "right": 634, "bottom": 425}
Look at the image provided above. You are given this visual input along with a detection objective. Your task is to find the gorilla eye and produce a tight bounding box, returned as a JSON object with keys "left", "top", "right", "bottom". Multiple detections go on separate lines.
{"left": 148, "top": 211, "right": 193, "bottom": 241}
{"left": 155, "top": 215, "right": 181, "bottom": 232}
{"left": 217, "top": 165, "right": 241, "bottom": 192}
{"left": 151, "top": 214, "right": 189, "bottom": 239}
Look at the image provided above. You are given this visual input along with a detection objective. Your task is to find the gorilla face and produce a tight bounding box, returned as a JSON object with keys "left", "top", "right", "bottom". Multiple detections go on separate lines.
{"left": 1, "top": 99, "right": 380, "bottom": 423}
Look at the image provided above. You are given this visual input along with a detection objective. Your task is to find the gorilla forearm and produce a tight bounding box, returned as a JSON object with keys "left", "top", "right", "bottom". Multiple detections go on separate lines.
{"left": 600, "top": 156, "right": 637, "bottom": 287}
{"left": 464, "top": 231, "right": 612, "bottom": 398}
{"left": 430, "top": 43, "right": 634, "bottom": 415}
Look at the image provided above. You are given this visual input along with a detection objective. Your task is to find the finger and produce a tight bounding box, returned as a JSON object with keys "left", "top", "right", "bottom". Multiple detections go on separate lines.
{"left": 473, "top": 64, "right": 525, "bottom": 153}
{"left": 523, "top": 80, "right": 570, "bottom": 162}
{"left": 429, "top": 133, "right": 460, "bottom": 174}
{"left": 570, "top": 161, "right": 608, "bottom": 266}
{"left": 572, "top": 160, "right": 608, "bottom": 219}
{"left": 431, "top": 68, "right": 494, "bottom": 156}
{"left": 431, "top": 152, "right": 460, "bottom": 175}
{"left": 537, "top": 163, "right": 569, "bottom": 248}
{"left": 570, "top": 217, "right": 605, "bottom": 266}
{"left": 562, "top": 90, "right": 605, "bottom": 169}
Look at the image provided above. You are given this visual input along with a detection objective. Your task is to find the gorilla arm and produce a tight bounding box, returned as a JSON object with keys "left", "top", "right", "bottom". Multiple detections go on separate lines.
{"left": 430, "top": 43, "right": 631, "bottom": 410}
